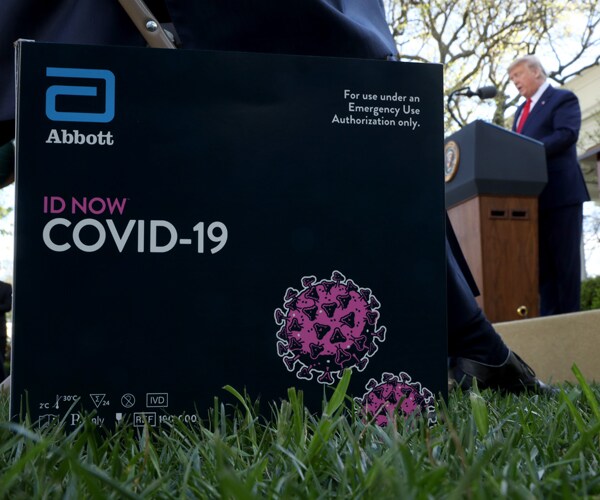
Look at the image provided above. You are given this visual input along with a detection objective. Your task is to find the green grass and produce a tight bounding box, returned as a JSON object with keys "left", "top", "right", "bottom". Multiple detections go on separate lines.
{"left": 1, "top": 367, "right": 599, "bottom": 499}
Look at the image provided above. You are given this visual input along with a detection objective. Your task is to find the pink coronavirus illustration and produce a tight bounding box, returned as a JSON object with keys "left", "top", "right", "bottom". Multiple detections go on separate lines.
{"left": 275, "top": 270, "right": 386, "bottom": 385}
{"left": 357, "top": 372, "right": 436, "bottom": 427}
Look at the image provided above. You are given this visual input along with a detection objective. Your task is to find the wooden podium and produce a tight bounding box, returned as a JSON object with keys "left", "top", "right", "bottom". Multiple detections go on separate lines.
{"left": 445, "top": 121, "right": 547, "bottom": 323}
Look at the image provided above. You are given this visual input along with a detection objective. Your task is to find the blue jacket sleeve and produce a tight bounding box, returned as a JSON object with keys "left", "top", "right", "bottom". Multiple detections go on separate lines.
{"left": 540, "top": 92, "right": 580, "bottom": 160}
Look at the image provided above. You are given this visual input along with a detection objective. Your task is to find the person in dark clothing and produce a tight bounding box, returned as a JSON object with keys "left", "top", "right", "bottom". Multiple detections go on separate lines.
{"left": 0, "top": 0, "right": 553, "bottom": 393}
{"left": 0, "top": 280, "right": 12, "bottom": 380}
{"left": 509, "top": 55, "right": 590, "bottom": 316}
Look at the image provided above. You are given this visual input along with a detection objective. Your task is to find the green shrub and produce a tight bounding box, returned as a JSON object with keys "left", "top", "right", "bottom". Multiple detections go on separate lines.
{"left": 581, "top": 275, "right": 600, "bottom": 310}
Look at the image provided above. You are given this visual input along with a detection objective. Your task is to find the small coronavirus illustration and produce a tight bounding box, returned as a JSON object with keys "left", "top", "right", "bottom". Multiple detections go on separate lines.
{"left": 275, "top": 270, "right": 386, "bottom": 385}
{"left": 357, "top": 372, "right": 436, "bottom": 427}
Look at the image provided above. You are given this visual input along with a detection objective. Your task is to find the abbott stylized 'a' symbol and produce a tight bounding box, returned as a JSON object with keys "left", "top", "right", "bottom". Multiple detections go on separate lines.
{"left": 45, "top": 67, "right": 115, "bottom": 123}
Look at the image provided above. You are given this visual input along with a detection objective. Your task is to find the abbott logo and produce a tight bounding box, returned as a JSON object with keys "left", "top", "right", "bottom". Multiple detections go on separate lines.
{"left": 45, "top": 67, "right": 115, "bottom": 123}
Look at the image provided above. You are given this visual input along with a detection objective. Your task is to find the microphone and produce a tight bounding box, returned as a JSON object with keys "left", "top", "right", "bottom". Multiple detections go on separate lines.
{"left": 463, "top": 85, "right": 498, "bottom": 99}
{"left": 447, "top": 85, "right": 498, "bottom": 127}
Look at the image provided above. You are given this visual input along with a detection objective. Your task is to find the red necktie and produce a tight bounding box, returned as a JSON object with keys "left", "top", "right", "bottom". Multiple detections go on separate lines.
{"left": 516, "top": 98, "right": 532, "bottom": 133}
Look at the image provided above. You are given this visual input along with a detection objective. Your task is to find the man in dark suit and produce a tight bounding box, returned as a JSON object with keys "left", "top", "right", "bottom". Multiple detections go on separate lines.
{"left": 0, "top": 0, "right": 552, "bottom": 394}
{"left": 509, "top": 55, "right": 590, "bottom": 316}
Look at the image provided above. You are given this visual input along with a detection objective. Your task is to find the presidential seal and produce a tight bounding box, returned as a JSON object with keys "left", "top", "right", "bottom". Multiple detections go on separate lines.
{"left": 444, "top": 140, "right": 460, "bottom": 182}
